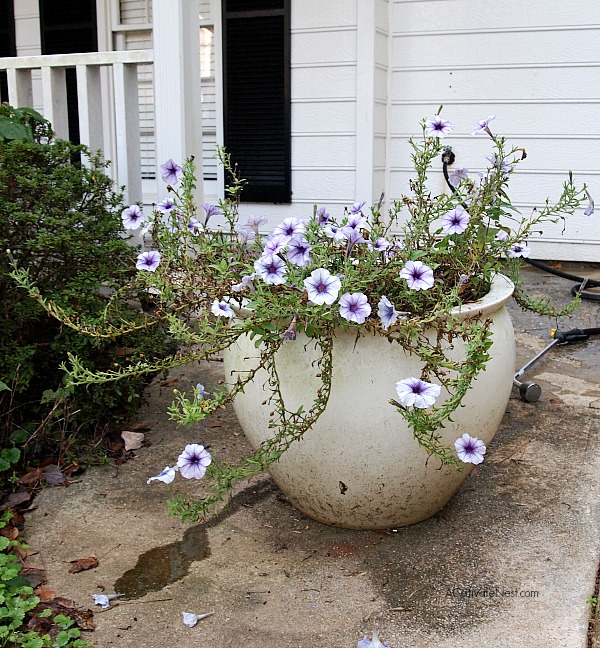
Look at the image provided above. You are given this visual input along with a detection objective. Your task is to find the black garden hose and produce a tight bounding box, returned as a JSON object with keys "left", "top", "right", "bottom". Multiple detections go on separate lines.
{"left": 522, "top": 258, "right": 600, "bottom": 301}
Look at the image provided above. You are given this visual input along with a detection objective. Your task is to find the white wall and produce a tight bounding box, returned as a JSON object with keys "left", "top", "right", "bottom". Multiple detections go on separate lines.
{"left": 10, "top": 0, "right": 599, "bottom": 259}
{"left": 388, "top": 0, "right": 600, "bottom": 260}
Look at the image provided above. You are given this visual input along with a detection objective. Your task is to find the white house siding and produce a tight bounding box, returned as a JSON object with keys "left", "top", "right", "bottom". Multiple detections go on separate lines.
{"left": 12, "top": 0, "right": 42, "bottom": 113}
{"left": 121, "top": 30, "right": 154, "bottom": 179}
{"left": 290, "top": 0, "right": 359, "bottom": 213}
{"left": 199, "top": 0, "right": 218, "bottom": 188}
{"left": 231, "top": 0, "right": 394, "bottom": 228}
{"left": 112, "top": 0, "right": 155, "bottom": 180}
{"left": 388, "top": 0, "right": 600, "bottom": 260}
{"left": 120, "top": 0, "right": 153, "bottom": 24}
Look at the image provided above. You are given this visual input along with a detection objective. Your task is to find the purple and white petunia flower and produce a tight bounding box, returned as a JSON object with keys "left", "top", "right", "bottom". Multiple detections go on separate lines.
{"left": 495, "top": 229, "right": 509, "bottom": 242}
{"left": 195, "top": 383, "right": 205, "bottom": 399}
{"left": 136, "top": 250, "right": 162, "bottom": 272}
{"left": 121, "top": 204, "right": 145, "bottom": 230}
{"left": 201, "top": 203, "right": 221, "bottom": 226}
{"left": 315, "top": 207, "right": 330, "bottom": 226}
{"left": 486, "top": 154, "right": 513, "bottom": 175}
{"left": 242, "top": 214, "right": 268, "bottom": 233}
{"left": 156, "top": 197, "right": 176, "bottom": 213}
{"left": 448, "top": 167, "right": 469, "bottom": 186}
{"left": 350, "top": 201, "right": 366, "bottom": 215}
{"left": 187, "top": 217, "right": 204, "bottom": 234}
{"left": 160, "top": 158, "right": 183, "bottom": 184}
{"left": 93, "top": 594, "right": 124, "bottom": 609}
{"left": 177, "top": 444, "right": 212, "bottom": 480}
{"left": 507, "top": 242, "right": 531, "bottom": 258}
{"left": 385, "top": 239, "right": 405, "bottom": 259}
{"left": 344, "top": 227, "right": 366, "bottom": 251}
{"left": 344, "top": 212, "right": 370, "bottom": 232}
{"left": 324, "top": 224, "right": 347, "bottom": 243}
{"left": 377, "top": 296, "right": 399, "bottom": 330}
{"left": 236, "top": 224, "right": 256, "bottom": 245}
{"left": 140, "top": 218, "right": 153, "bottom": 237}
{"left": 356, "top": 630, "right": 390, "bottom": 648}
{"left": 232, "top": 273, "right": 256, "bottom": 293}
{"left": 254, "top": 255, "right": 288, "bottom": 285}
{"left": 400, "top": 260, "right": 435, "bottom": 291}
{"left": 339, "top": 292, "right": 371, "bottom": 324}
{"left": 303, "top": 268, "right": 341, "bottom": 305}
{"left": 371, "top": 237, "right": 390, "bottom": 252}
{"left": 286, "top": 237, "right": 313, "bottom": 267}
{"left": 425, "top": 116, "right": 454, "bottom": 138}
{"left": 440, "top": 206, "right": 471, "bottom": 235}
{"left": 584, "top": 189, "right": 595, "bottom": 216}
{"left": 261, "top": 233, "right": 288, "bottom": 259}
{"left": 395, "top": 376, "right": 441, "bottom": 409}
{"left": 471, "top": 114, "right": 496, "bottom": 136}
{"left": 211, "top": 299, "right": 235, "bottom": 318}
{"left": 182, "top": 612, "right": 214, "bottom": 628}
{"left": 272, "top": 217, "right": 306, "bottom": 243}
{"left": 454, "top": 433, "right": 487, "bottom": 464}
{"left": 146, "top": 466, "right": 177, "bottom": 485}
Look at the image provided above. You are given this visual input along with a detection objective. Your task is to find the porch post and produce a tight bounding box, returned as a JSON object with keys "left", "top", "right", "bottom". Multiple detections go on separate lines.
{"left": 153, "top": 0, "right": 204, "bottom": 205}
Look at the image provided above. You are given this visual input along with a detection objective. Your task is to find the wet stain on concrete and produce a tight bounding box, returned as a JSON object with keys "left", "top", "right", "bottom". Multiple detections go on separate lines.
{"left": 114, "top": 525, "right": 210, "bottom": 598}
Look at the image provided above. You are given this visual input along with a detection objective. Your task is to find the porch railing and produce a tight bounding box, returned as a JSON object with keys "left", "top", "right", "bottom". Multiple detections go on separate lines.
{"left": 0, "top": 50, "right": 154, "bottom": 204}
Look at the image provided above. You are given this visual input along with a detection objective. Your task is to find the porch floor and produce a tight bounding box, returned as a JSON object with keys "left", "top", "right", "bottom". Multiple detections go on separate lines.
{"left": 25, "top": 263, "right": 600, "bottom": 647}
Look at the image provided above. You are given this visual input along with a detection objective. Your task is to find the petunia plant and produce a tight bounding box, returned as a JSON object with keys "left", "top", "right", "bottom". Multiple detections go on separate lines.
{"left": 10, "top": 114, "right": 591, "bottom": 522}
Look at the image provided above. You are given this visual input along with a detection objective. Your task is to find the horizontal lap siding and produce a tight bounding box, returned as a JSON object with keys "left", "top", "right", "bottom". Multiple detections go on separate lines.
{"left": 374, "top": 0, "right": 390, "bottom": 199}
{"left": 200, "top": 21, "right": 217, "bottom": 181}
{"left": 120, "top": 0, "right": 152, "bottom": 24}
{"left": 123, "top": 30, "right": 154, "bottom": 179}
{"left": 391, "top": 0, "right": 600, "bottom": 259}
{"left": 291, "top": 1, "right": 358, "bottom": 206}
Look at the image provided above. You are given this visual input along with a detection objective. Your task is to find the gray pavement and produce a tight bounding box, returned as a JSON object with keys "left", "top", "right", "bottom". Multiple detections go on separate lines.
{"left": 25, "top": 263, "right": 600, "bottom": 647}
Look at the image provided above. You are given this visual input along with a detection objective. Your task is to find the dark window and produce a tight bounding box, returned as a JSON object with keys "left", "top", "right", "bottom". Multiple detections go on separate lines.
{"left": 39, "top": 0, "right": 98, "bottom": 144}
{"left": 0, "top": 0, "right": 16, "bottom": 103}
{"left": 223, "top": 0, "right": 290, "bottom": 203}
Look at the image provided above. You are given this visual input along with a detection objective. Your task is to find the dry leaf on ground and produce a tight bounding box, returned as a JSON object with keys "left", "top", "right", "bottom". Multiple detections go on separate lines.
{"left": 121, "top": 431, "right": 145, "bottom": 451}
{"left": 68, "top": 556, "right": 100, "bottom": 573}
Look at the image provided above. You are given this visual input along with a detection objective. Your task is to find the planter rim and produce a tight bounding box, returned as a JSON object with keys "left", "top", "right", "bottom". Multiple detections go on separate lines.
{"left": 452, "top": 272, "right": 514, "bottom": 318}
{"left": 232, "top": 272, "right": 515, "bottom": 324}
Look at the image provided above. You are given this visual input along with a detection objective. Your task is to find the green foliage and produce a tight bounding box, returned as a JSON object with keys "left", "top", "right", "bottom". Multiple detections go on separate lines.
{"left": 0, "top": 105, "right": 174, "bottom": 466}
{"left": 0, "top": 447, "right": 20, "bottom": 473}
{"left": 0, "top": 513, "right": 91, "bottom": 648}
{"left": 0, "top": 104, "right": 51, "bottom": 144}
{"left": 11, "top": 115, "right": 588, "bottom": 522}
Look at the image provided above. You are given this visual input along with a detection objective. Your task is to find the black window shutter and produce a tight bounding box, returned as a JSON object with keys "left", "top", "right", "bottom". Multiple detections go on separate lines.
{"left": 39, "top": 0, "right": 98, "bottom": 145}
{"left": 0, "top": 0, "right": 16, "bottom": 103}
{"left": 223, "top": 0, "right": 291, "bottom": 203}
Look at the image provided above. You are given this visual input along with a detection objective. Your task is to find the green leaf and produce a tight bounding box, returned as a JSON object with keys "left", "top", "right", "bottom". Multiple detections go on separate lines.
{"left": 0, "top": 118, "right": 32, "bottom": 142}
{"left": 1, "top": 447, "right": 20, "bottom": 465}
{"left": 0, "top": 380, "right": 10, "bottom": 392}
{"left": 10, "top": 429, "right": 29, "bottom": 445}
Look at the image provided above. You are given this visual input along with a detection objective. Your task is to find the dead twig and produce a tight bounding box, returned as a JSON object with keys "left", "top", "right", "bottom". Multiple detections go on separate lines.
{"left": 497, "top": 440, "right": 530, "bottom": 464}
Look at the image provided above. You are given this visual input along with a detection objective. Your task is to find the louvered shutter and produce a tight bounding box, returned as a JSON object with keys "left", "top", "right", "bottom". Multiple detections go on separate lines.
{"left": 0, "top": 0, "right": 15, "bottom": 102}
{"left": 223, "top": 0, "right": 290, "bottom": 203}
{"left": 39, "top": 0, "right": 98, "bottom": 145}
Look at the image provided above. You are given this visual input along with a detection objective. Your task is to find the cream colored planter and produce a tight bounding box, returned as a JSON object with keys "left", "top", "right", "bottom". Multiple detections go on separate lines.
{"left": 223, "top": 274, "right": 515, "bottom": 529}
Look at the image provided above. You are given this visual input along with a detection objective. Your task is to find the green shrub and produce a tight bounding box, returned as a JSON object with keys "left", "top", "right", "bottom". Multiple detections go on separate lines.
{"left": 0, "top": 512, "right": 91, "bottom": 647}
{"left": 0, "top": 106, "right": 173, "bottom": 462}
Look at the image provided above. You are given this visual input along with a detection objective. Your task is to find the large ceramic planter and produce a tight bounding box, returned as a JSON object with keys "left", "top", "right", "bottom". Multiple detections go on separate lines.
{"left": 223, "top": 274, "right": 515, "bottom": 529}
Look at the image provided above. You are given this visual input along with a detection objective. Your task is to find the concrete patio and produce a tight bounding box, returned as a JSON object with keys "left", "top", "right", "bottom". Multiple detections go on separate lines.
{"left": 25, "top": 262, "right": 600, "bottom": 647}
